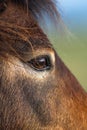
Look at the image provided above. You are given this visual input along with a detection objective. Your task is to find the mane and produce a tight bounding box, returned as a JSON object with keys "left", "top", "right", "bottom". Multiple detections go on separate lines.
{"left": 13, "top": 0, "right": 67, "bottom": 36}
{"left": 15, "top": 0, "right": 70, "bottom": 40}
{"left": 13, "top": 0, "right": 60, "bottom": 24}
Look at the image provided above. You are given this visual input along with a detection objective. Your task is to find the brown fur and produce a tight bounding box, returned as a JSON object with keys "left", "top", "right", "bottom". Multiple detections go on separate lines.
{"left": 0, "top": 0, "right": 87, "bottom": 130}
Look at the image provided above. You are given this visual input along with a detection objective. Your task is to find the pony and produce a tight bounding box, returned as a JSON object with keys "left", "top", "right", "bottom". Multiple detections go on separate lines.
{"left": 0, "top": 0, "right": 87, "bottom": 129}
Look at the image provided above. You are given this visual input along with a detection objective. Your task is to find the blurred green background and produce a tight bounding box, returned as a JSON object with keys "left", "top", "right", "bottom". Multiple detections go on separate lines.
{"left": 50, "top": 32, "right": 87, "bottom": 91}
{"left": 51, "top": 0, "right": 87, "bottom": 91}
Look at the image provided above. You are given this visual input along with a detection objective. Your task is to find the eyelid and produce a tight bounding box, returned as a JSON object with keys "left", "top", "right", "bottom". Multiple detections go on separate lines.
{"left": 24, "top": 48, "right": 55, "bottom": 61}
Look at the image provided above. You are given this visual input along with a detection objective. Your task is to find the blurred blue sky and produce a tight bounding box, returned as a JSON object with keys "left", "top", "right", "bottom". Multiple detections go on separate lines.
{"left": 59, "top": 0, "right": 87, "bottom": 10}
{"left": 58, "top": 0, "right": 87, "bottom": 32}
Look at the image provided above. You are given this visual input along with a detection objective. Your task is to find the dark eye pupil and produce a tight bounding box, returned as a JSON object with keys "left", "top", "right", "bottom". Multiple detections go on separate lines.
{"left": 0, "top": 1, "right": 7, "bottom": 13}
{"left": 28, "top": 55, "right": 51, "bottom": 71}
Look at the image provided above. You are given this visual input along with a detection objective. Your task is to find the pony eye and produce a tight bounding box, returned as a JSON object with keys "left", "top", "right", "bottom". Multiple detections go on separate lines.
{"left": 28, "top": 55, "right": 52, "bottom": 71}
{"left": 0, "top": 1, "right": 7, "bottom": 13}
